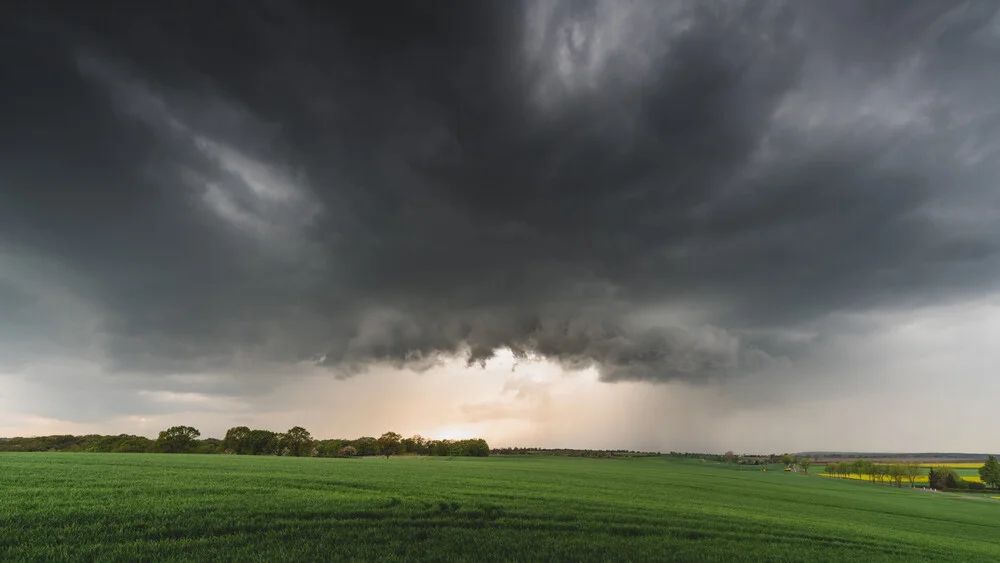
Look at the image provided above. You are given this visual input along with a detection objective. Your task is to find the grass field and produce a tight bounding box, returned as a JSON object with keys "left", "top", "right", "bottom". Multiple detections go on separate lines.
{"left": 2, "top": 454, "right": 1000, "bottom": 561}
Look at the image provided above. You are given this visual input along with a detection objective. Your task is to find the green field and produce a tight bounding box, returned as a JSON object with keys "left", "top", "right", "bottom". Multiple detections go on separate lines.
{"left": 2, "top": 454, "right": 1000, "bottom": 561}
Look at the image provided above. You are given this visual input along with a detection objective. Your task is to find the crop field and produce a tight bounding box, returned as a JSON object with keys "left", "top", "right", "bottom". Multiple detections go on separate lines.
{"left": 921, "top": 463, "right": 985, "bottom": 469}
{"left": 819, "top": 474, "right": 983, "bottom": 484}
{"left": 2, "top": 454, "right": 1000, "bottom": 561}
{"left": 819, "top": 466, "right": 984, "bottom": 484}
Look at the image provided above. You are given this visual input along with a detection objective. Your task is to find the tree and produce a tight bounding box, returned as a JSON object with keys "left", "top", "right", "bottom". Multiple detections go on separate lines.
{"left": 798, "top": 458, "right": 813, "bottom": 474}
{"left": 872, "top": 463, "right": 887, "bottom": 483}
{"left": 850, "top": 460, "right": 865, "bottom": 480}
{"left": 400, "top": 436, "right": 417, "bottom": 454}
{"left": 904, "top": 463, "right": 921, "bottom": 487}
{"left": 353, "top": 436, "right": 378, "bottom": 456}
{"left": 156, "top": 426, "right": 200, "bottom": 453}
{"left": 928, "top": 466, "right": 964, "bottom": 490}
{"left": 928, "top": 466, "right": 941, "bottom": 489}
{"left": 431, "top": 440, "right": 454, "bottom": 456}
{"left": 246, "top": 429, "right": 279, "bottom": 455}
{"left": 887, "top": 463, "right": 904, "bottom": 488}
{"left": 115, "top": 436, "right": 153, "bottom": 453}
{"left": 979, "top": 455, "right": 1000, "bottom": 489}
{"left": 195, "top": 438, "right": 223, "bottom": 454}
{"left": 377, "top": 432, "right": 402, "bottom": 458}
{"left": 780, "top": 454, "right": 795, "bottom": 467}
{"left": 465, "top": 439, "right": 490, "bottom": 457}
{"left": 281, "top": 426, "right": 314, "bottom": 457}
{"left": 395, "top": 435, "right": 428, "bottom": 455}
{"left": 223, "top": 426, "right": 251, "bottom": 454}
{"left": 836, "top": 462, "right": 850, "bottom": 478}
{"left": 858, "top": 460, "right": 875, "bottom": 482}
{"left": 316, "top": 439, "right": 348, "bottom": 457}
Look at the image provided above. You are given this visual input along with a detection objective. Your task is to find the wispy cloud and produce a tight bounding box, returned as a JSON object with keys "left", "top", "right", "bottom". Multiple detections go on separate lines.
{"left": 75, "top": 52, "right": 322, "bottom": 259}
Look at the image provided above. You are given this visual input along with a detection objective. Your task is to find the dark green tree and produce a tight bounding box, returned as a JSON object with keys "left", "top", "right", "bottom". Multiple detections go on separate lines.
{"left": 432, "top": 440, "right": 453, "bottom": 456}
{"left": 246, "top": 429, "right": 279, "bottom": 455}
{"left": 195, "top": 438, "right": 223, "bottom": 454}
{"left": 979, "top": 455, "right": 1000, "bottom": 489}
{"left": 352, "top": 436, "right": 378, "bottom": 456}
{"left": 223, "top": 426, "right": 251, "bottom": 454}
{"left": 155, "top": 426, "right": 200, "bottom": 453}
{"left": 377, "top": 432, "right": 402, "bottom": 458}
{"left": 115, "top": 436, "right": 153, "bottom": 453}
{"left": 465, "top": 439, "right": 490, "bottom": 457}
{"left": 928, "top": 466, "right": 964, "bottom": 490}
{"left": 316, "top": 439, "right": 348, "bottom": 457}
{"left": 400, "top": 435, "right": 428, "bottom": 455}
{"left": 281, "top": 426, "right": 314, "bottom": 457}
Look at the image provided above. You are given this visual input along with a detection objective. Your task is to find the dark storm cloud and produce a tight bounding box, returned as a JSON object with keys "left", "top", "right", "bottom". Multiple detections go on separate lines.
{"left": 4, "top": 1, "right": 1000, "bottom": 383}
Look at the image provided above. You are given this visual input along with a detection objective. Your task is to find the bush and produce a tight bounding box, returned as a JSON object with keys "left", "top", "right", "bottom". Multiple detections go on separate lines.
{"left": 928, "top": 466, "right": 965, "bottom": 490}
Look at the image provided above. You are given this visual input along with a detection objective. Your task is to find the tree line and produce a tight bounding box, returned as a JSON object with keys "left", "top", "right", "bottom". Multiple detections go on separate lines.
{"left": 821, "top": 456, "right": 1000, "bottom": 491}
{"left": 0, "top": 427, "right": 490, "bottom": 458}
{"left": 220, "top": 427, "right": 489, "bottom": 458}
{"left": 823, "top": 460, "right": 924, "bottom": 488}
{"left": 491, "top": 447, "right": 660, "bottom": 458}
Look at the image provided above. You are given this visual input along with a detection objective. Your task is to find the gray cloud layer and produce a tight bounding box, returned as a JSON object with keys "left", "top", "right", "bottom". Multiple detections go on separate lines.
{"left": 4, "top": 1, "right": 1000, "bottom": 386}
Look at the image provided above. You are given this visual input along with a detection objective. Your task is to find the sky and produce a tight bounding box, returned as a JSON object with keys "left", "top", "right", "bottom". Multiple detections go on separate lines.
{"left": 3, "top": 1, "right": 1000, "bottom": 454}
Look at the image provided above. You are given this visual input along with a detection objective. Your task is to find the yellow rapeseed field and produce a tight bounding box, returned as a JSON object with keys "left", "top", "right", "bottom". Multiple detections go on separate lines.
{"left": 919, "top": 463, "right": 984, "bottom": 469}
{"left": 818, "top": 473, "right": 983, "bottom": 484}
